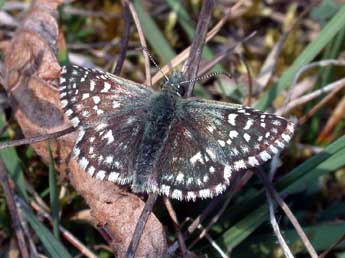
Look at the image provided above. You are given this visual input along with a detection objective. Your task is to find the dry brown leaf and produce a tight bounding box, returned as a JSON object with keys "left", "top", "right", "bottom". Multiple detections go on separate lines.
{"left": 318, "top": 96, "right": 345, "bottom": 144}
{"left": 3, "top": 1, "right": 166, "bottom": 257}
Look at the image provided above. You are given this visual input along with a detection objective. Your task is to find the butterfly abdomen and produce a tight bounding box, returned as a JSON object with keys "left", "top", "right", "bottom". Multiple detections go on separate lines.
{"left": 133, "top": 92, "right": 177, "bottom": 192}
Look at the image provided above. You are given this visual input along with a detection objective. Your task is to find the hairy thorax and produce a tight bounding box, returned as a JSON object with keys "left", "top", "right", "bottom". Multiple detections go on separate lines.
{"left": 133, "top": 91, "right": 177, "bottom": 191}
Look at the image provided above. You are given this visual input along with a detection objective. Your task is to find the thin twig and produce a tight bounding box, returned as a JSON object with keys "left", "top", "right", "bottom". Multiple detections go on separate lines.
{"left": 196, "top": 223, "right": 229, "bottom": 258}
{"left": 238, "top": 53, "right": 253, "bottom": 106}
{"left": 183, "top": 0, "right": 215, "bottom": 97}
{"left": 255, "top": 169, "right": 318, "bottom": 258}
{"left": 163, "top": 197, "right": 187, "bottom": 257}
{"left": 265, "top": 156, "right": 295, "bottom": 258}
{"left": 0, "top": 159, "right": 30, "bottom": 258}
{"left": 299, "top": 82, "right": 344, "bottom": 125}
{"left": 318, "top": 235, "right": 345, "bottom": 258}
{"left": 151, "top": 1, "right": 240, "bottom": 85}
{"left": 277, "top": 77, "right": 345, "bottom": 116}
{"left": 283, "top": 59, "right": 345, "bottom": 112}
{"left": 198, "top": 31, "right": 256, "bottom": 77}
{"left": 113, "top": 1, "right": 131, "bottom": 75}
{"left": 126, "top": 192, "right": 158, "bottom": 258}
{"left": 126, "top": 0, "right": 151, "bottom": 86}
{"left": 0, "top": 127, "right": 74, "bottom": 150}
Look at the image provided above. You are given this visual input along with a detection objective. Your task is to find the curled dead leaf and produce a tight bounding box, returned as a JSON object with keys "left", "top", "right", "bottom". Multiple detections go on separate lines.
{"left": 3, "top": 1, "right": 166, "bottom": 257}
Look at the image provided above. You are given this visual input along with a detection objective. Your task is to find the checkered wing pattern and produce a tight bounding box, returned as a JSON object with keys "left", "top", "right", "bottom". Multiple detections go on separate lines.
{"left": 59, "top": 65, "right": 152, "bottom": 184}
{"left": 60, "top": 65, "right": 153, "bottom": 127}
{"left": 156, "top": 99, "right": 294, "bottom": 200}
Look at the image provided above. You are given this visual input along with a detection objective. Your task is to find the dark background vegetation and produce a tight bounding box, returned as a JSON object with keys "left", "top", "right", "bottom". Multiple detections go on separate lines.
{"left": 0, "top": 0, "right": 345, "bottom": 257}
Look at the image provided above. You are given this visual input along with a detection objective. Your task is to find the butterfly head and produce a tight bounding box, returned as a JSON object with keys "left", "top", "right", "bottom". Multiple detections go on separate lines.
{"left": 161, "top": 71, "right": 186, "bottom": 97}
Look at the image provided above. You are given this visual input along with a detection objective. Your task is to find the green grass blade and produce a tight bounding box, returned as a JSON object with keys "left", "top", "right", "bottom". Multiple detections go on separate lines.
{"left": 216, "top": 136, "right": 345, "bottom": 249}
{"left": 48, "top": 142, "right": 60, "bottom": 240}
{"left": 0, "top": 114, "right": 28, "bottom": 201}
{"left": 234, "top": 222, "right": 345, "bottom": 257}
{"left": 21, "top": 202, "right": 72, "bottom": 258}
{"left": 133, "top": 0, "right": 175, "bottom": 63}
{"left": 255, "top": 5, "right": 345, "bottom": 110}
{"left": 219, "top": 205, "right": 268, "bottom": 251}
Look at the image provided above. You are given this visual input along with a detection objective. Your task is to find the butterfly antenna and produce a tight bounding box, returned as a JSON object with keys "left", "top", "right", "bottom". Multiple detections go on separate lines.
{"left": 179, "top": 71, "right": 232, "bottom": 85}
{"left": 137, "top": 46, "right": 170, "bottom": 82}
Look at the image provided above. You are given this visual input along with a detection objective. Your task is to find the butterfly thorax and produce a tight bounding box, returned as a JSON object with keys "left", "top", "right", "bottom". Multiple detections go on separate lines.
{"left": 161, "top": 71, "right": 186, "bottom": 97}
{"left": 133, "top": 90, "right": 178, "bottom": 192}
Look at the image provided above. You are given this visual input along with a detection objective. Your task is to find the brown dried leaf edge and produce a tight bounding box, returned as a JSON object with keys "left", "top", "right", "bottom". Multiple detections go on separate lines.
{"left": 3, "top": 1, "right": 166, "bottom": 257}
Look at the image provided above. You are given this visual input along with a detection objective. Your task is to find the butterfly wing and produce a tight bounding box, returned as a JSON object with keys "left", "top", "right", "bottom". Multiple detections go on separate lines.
{"left": 59, "top": 65, "right": 153, "bottom": 184}
{"left": 156, "top": 98, "right": 295, "bottom": 200}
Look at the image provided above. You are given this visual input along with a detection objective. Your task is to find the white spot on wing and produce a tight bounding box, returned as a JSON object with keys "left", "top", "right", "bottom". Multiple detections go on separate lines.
{"left": 248, "top": 156, "right": 259, "bottom": 166}
{"left": 234, "top": 160, "right": 246, "bottom": 170}
{"left": 60, "top": 99, "right": 68, "bottom": 108}
{"left": 229, "top": 130, "right": 239, "bottom": 139}
{"left": 108, "top": 172, "right": 119, "bottom": 182}
{"left": 176, "top": 173, "right": 184, "bottom": 183}
{"left": 82, "top": 93, "right": 90, "bottom": 100}
{"left": 224, "top": 165, "right": 232, "bottom": 179}
{"left": 65, "top": 109, "right": 73, "bottom": 117}
{"left": 95, "top": 122, "right": 107, "bottom": 131}
{"left": 79, "top": 157, "right": 89, "bottom": 170}
{"left": 243, "top": 133, "right": 251, "bottom": 142}
{"left": 218, "top": 140, "right": 226, "bottom": 147}
{"left": 90, "top": 80, "right": 96, "bottom": 91}
{"left": 260, "top": 151, "right": 271, "bottom": 161}
{"left": 190, "top": 152, "right": 204, "bottom": 165}
{"left": 244, "top": 119, "right": 254, "bottom": 130}
{"left": 161, "top": 185, "right": 170, "bottom": 196}
{"left": 103, "top": 129, "right": 114, "bottom": 144}
{"left": 73, "top": 147, "right": 80, "bottom": 157}
{"left": 96, "top": 170, "right": 106, "bottom": 180}
{"left": 71, "top": 117, "right": 80, "bottom": 127}
{"left": 171, "top": 189, "right": 183, "bottom": 200}
{"left": 112, "top": 101, "right": 120, "bottom": 109}
{"left": 87, "top": 166, "right": 95, "bottom": 176}
{"left": 228, "top": 114, "right": 238, "bottom": 126}
{"left": 105, "top": 155, "right": 114, "bottom": 164}
{"left": 199, "top": 189, "right": 211, "bottom": 198}
{"left": 282, "top": 133, "right": 291, "bottom": 142}
{"left": 206, "top": 148, "right": 216, "bottom": 160}
{"left": 186, "top": 192, "right": 196, "bottom": 201}
{"left": 92, "top": 96, "right": 101, "bottom": 104}
{"left": 101, "top": 82, "right": 111, "bottom": 92}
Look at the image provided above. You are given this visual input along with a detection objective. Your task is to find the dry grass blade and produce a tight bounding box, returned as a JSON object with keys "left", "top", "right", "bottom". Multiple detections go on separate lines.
{"left": 277, "top": 76, "right": 345, "bottom": 115}
{"left": 126, "top": 0, "right": 152, "bottom": 85}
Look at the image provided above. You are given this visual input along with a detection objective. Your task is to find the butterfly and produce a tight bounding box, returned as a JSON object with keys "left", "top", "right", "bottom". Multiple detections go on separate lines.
{"left": 59, "top": 65, "right": 294, "bottom": 201}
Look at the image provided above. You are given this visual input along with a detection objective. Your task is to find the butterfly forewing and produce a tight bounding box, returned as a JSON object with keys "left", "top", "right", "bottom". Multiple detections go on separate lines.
{"left": 60, "top": 65, "right": 152, "bottom": 184}
{"left": 156, "top": 99, "right": 294, "bottom": 200}
{"left": 59, "top": 65, "right": 153, "bottom": 127}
